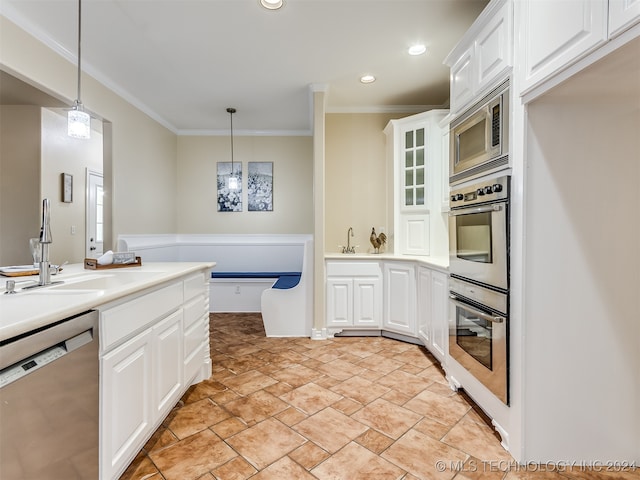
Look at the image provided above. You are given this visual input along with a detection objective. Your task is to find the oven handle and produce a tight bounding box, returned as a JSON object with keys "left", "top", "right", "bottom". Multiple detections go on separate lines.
{"left": 449, "top": 294, "right": 505, "bottom": 323}
{"left": 449, "top": 204, "right": 503, "bottom": 216}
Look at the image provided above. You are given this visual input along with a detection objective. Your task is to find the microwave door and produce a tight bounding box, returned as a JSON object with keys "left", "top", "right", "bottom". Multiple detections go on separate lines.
{"left": 453, "top": 106, "right": 491, "bottom": 174}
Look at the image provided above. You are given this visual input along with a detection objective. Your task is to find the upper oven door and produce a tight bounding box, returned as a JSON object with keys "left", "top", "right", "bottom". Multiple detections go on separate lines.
{"left": 449, "top": 201, "right": 508, "bottom": 290}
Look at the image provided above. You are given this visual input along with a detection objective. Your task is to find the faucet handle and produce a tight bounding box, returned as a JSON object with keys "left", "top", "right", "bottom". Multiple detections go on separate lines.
{"left": 4, "top": 280, "right": 16, "bottom": 294}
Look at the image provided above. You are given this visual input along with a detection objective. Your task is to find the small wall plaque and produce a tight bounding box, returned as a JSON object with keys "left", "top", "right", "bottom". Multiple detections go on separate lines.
{"left": 62, "top": 173, "right": 73, "bottom": 203}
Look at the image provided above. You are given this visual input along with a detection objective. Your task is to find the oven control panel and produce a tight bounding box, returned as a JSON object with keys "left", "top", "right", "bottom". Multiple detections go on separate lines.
{"left": 450, "top": 175, "right": 509, "bottom": 207}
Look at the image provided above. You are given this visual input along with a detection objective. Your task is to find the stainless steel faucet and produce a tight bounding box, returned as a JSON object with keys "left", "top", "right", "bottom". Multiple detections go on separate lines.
{"left": 342, "top": 227, "right": 356, "bottom": 254}
{"left": 38, "top": 198, "right": 53, "bottom": 286}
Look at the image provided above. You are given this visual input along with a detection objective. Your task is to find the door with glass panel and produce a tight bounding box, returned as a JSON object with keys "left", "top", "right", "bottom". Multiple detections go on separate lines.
{"left": 86, "top": 170, "right": 104, "bottom": 257}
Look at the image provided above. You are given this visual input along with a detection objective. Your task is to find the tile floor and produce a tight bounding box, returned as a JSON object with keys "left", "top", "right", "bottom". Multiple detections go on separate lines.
{"left": 120, "top": 313, "right": 638, "bottom": 480}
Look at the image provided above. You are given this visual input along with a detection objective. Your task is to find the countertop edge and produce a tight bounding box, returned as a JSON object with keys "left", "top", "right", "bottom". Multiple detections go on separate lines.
{"left": 324, "top": 253, "right": 449, "bottom": 272}
{"left": 0, "top": 262, "right": 215, "bottom": 342}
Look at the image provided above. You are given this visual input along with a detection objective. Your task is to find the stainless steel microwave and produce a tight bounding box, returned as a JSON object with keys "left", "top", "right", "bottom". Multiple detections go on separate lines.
{"left": 450, "top": 80, "right": 509, "bottom": 184}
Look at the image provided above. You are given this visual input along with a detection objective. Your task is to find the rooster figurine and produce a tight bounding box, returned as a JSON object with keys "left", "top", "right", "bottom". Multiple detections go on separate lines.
{"left": 370, "top": 227, "right": 387, "bottom": 254}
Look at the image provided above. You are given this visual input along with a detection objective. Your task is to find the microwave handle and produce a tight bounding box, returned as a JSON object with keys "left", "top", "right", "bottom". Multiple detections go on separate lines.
{"left": 449, "top": 204, "right": 502, "bottom": 216}
{"left": 449, "top": 295, "right": 505, "bottom": 323}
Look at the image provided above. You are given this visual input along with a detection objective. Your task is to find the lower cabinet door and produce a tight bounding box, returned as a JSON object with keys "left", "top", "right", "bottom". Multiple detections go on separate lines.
{"left": 153, "top": 310, "right": 183, "bottom": 419}
{"left": 184, "top": 316, "right": 206, "bottom": 384}
{"left": 430, "top": 270, "right": 449, "bottom": 363}
{"left": 326, "top": 278, "right": 353, "bottom": 327}
{"left": 417, "top": 267, "right": 432, "bottom": 345}
{"left": 101, "top": 328, "right": 153, "bottom": 480}
{"left": 353, "top": 277, "right": 382, "bottom": 327}
{"left": 383, "top": 263, "right": 417, "bottom": 336}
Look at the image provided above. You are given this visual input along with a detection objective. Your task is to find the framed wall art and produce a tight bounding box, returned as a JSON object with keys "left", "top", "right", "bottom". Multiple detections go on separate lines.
{"left": 216, "top": 162, "right": 242, "bottom": 212}
{"left": 61, "top": 173, "right": 73, "bottom": 203}
{"left": 248, "top": 162, "right": 273, "bottom": 211}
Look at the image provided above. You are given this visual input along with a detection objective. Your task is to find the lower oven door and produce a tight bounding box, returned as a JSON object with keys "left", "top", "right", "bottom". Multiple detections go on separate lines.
{"left": 449, "top": 293, "right": 508, "bottom": 404}
{"left": 449, "top": 201, "right": 508, "bottom": 290}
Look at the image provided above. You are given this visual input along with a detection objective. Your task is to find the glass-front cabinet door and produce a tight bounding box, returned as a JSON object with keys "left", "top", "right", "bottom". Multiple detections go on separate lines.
{"left": 403, "top": 127, "right": 426, "bottom": 208}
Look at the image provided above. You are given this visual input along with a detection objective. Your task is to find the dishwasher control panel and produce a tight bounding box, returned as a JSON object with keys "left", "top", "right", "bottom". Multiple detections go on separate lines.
{"left": 0, "top": 345, "right": 66, "bottom": 388}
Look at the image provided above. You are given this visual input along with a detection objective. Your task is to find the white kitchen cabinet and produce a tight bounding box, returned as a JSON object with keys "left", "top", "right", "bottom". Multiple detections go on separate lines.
{"left": 446, "top": 0, "right": 512, "bottom": 115}
{"left": 183, "top": 295, "right": 207, "bottom": 384}
{"left": 475, "top": 2, "right": 512, "bottom": 94}
{"left": 384, "top": 109, "right": 449, "bottom": 257}
{"left": 183, "top": 273, "right": 209, "bottom": 384}
{"left": 353, "top": 278, "right": 381, "bottom": 327}
{"left": 152, "top": 309, "right": 183, "bottom": 419}
{"left": 383, "top": 262, "right": 416, "bottom": 336}
{"left": 450, "top": 49, "right": 474, "bottom": 114}
{"left": 326, "top": 261, "right": 382, "bottom": 330}
{"left": 99, "top": 270, "right": 210, "bottom": 480}
{"left": 609, "top": 0, "right": 640, "bottom": 37}
{"left": 101, "top": 327, "right": 153, "bottom": 480}
{"left": 518, "top": 0, "right": 608, "bottom": 95}
{"left": 417, "top": 267, "right": 449, "bottom": 364}
{"left": 429, "top": 270, "right": 449, "bottom": 362}
{"left": 326, "top": 277, "right": 353, "bottom": 327}
{"left": 417, "top": 267, "right": 432, "bottom": 345}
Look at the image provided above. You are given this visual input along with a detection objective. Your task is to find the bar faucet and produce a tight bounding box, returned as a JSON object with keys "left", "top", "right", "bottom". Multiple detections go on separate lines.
{"left": 38, "top": 198, "right": 53, "bottom": 286}
{"left": 342, "top": 227, "right": 356, "bottom": 254}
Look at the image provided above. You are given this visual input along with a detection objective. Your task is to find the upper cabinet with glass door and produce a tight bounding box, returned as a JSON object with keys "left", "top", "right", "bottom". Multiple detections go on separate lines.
{"left": 384, "top": 110, "right": 449, "bottom": 257}
{"left": 403, "top": 127, "right": 427, "bottom": 210}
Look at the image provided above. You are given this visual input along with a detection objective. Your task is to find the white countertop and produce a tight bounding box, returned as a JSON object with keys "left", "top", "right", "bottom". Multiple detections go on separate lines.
{"left": 0, "top": 262, "right": 214, "bottom": 341}
{"left": 324, "top": 253, "right": 449, "bottom": 271}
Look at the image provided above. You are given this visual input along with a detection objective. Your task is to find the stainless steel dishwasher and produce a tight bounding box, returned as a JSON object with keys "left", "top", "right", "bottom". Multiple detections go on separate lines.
{"left": 0, "top": 310, "right": 99, "bottom": 480}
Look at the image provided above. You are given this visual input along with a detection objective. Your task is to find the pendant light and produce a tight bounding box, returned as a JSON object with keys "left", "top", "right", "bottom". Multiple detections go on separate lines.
{"left": 226, "top": 107, "right": 238, "bottom": 190}
{"left": 68, "top": 0, "right": 90, "bottom": 139}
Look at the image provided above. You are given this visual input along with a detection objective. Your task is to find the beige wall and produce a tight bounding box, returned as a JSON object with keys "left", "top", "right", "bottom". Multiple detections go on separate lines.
{"left": 41, "top": 108, "right": 103, "bottom": 264}
{"left": 176, "top": 135, "right": 313, "bottom": 234}
{"left": 0, "top": 106, "right": 41, "bottom": 265}
{"left": 0, "top": 16, "right": 177, "bottom": 246}
{"left": 325, "top": 112, "right": 409, "bottom": 254}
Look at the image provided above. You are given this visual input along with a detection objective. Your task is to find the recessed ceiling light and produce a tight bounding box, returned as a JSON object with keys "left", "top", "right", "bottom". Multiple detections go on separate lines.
{"left": 408, "top": 44, "right": 427, "bottom": 56}
{"left": 360, "top": 75, "right": 376, "bottom": 84}
{"left": 260, "top": 0, "right": 284, "bottom": 10}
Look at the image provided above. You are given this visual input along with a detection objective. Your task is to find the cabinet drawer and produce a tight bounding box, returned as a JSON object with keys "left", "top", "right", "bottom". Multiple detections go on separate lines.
{"left": 326, "top": 261, "right": 381, "bottom": 277}
{"left": 184, "top": 294, "right": 206, "bottom": 330}
{"left": 184, "top": 272, "right": 206, "bottom": 302}
{"left": 101, "top": 282, "right": 183, "bottom": 350}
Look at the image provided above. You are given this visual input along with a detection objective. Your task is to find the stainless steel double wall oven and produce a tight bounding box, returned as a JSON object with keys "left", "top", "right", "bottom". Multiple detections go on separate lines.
{"left": 448, "top": 174, "right": 510, "bottom": 404}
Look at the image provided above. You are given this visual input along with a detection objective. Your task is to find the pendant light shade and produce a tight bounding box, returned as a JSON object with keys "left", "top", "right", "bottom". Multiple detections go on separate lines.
{"left": 227, "top": 107, "right": 238, "bottom": 190}
{"left": 68, "top": 101, "right": 90, "bottom": 139}
{"left": 68, "top": 0, "right": 90, "bottom": 139}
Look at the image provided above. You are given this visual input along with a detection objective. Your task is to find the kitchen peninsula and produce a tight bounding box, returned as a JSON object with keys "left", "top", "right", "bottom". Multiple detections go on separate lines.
{"left": 0, "top": 261, "right": 213, "bottom": 480}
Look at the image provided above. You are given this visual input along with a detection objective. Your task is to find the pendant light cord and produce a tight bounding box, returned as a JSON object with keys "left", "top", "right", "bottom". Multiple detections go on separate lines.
{"left": 227, "top": 107, "right": 236, "bottom": 175}
{"left": 76, "top": 0, "right": 82, "bottom": 105}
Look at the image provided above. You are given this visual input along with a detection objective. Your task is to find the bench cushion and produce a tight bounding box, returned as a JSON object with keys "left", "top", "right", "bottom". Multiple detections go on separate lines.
{"left": 272, "top": 274, "right": 301, "bottom": 289}
{"left": 211, "top": 271, "right": 301, "bottom": 290}
{"left": 211, "top": 271, "right": 299, "bottom": 279}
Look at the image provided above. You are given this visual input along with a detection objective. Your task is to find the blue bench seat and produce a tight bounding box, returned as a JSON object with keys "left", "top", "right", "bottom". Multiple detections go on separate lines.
{"left": 211, "top": 271, "right": 302, "bottom": 289}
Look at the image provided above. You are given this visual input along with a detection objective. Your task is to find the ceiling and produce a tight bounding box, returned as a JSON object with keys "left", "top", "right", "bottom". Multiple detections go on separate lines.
{"left": 0, "top": 0, "right": 488, "bottom": 135}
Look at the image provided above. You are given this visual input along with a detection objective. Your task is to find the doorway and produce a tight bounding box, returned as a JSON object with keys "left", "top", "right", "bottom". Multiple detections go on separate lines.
{"left": 86, "top": 169, "right": 104, "bottom": 257}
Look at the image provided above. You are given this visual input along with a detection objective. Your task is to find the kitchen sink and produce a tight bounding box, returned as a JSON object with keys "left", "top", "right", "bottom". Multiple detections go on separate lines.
{"left": 43, "top": 271, "right": 162, "bottom": 292}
